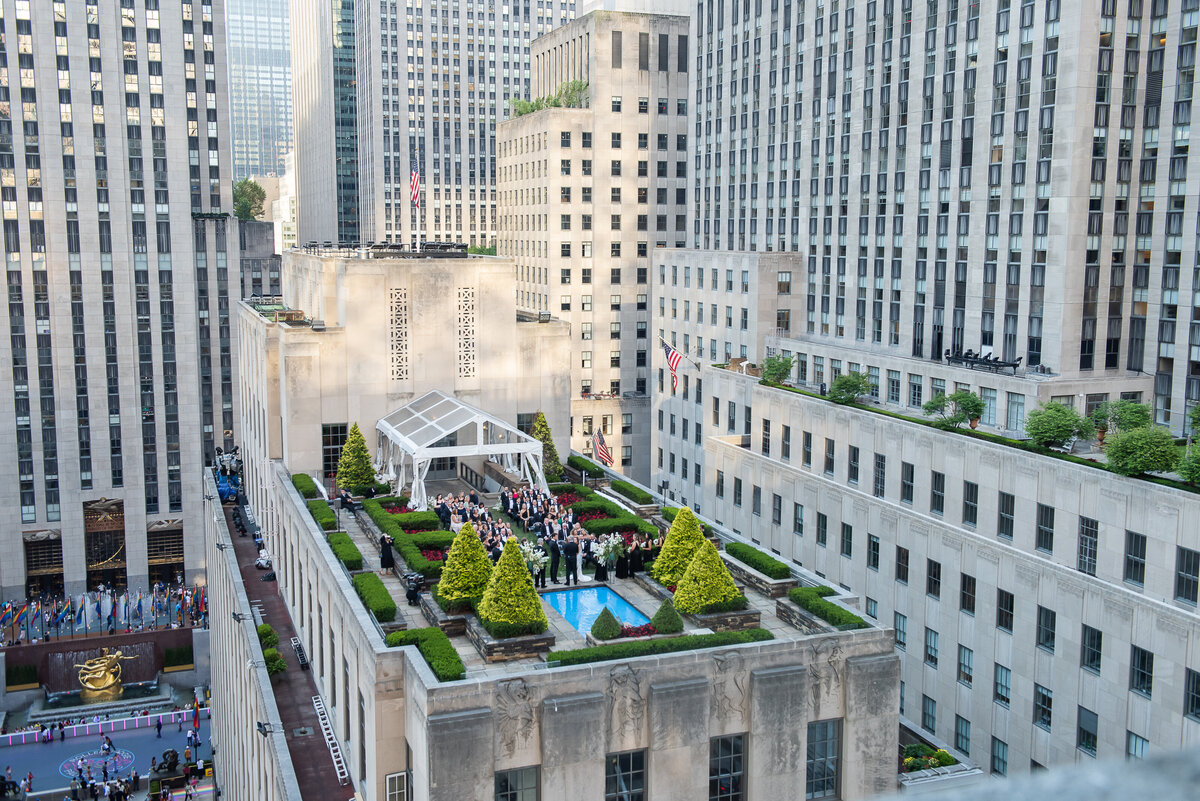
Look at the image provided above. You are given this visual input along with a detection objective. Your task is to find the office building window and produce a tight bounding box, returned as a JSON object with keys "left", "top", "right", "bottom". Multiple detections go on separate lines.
{"left": 867, "top": 535, "right": 880, "bottom": 570}
{"left": 954, "top": 716, "right": 971, "bottom": 756}
{"left": 924, "top": 628, "right": 939, "bottom": 667}
{"left": 604, "top": 751, "right": 645, "bottom": 801}
{"left": 1077, "top": 707, "right": 1098, "bottom": 756}
{"left": 1175, "top": 546, "right": 1200, "bottom": 604}
{"left": 900, "top": 462, "right": 914, "bottom": 503}
{"left": 894, "top": 612, "right": 907, "bottom": 649}
{"left": 840, "top": 524, "right": 853, "bottom": 558}
{"left": 733, "top": 478, "right": 742, "bottom": 506}
{"left": 1124, "top": 530, "right": 1146, "bottom": 585}
{"left": 1081, "top": 624, "right": 1103, "bottom": 673}
{"left": 930, "top": 471, "right": 945, "bottom": 514}
{"left": 962, "top": 481, "right": 978, "bottom": 526}
{"left": 824, "top": 438, "right": 835, "bottom": 475}
{"left": 816, "top": 513, "right": 828, "bottom": 546}
{"left": 709, "top": 735, "right": 744, "bottom": 801}
{"left": 960, "top": 574, "right": 976, "bottom": 614}
{"left": 958, "top": 645, "right": 974, "bottom": 686}
{"left": 1130, "top": 646, "right": 1154, "bottom": 697}
{"left": 994, "top": 664, "right": 1011, "bottom": 706}
{"left": 1077, "top": 516, "right": 1099, "bottom": 576}
{"left": 921, "top": 695, "right": 936, "bottom": 733}
{"left": 322, "top": 423, "right": 349, "bottom": 480}
{"left": 865, "top": 597, "right": 878, "bottom": 618}
{"left": 991, "top": 738, "right": 1008, "bottom": 775}
{"left": 752, "top": 486, "right": 762, "bottom": 516}
{"left": 1185, "top": 669, "right": 1200, "bottom": 719}
{"left": 495, "top": 767, "right": 539, "bottom": 801}
{"left": 926, "top": 559, "right": 942, "bottom": 599}
{"left": 805, "top": 720, "right": 841, "bottom": 800}
{"left": 1033, "top": 684, "right": 1053, "bottom": 730}
{"left": 716, "top": 471, "right": 725, "bottom": 498}
{"left": 997, "top": 492, "right": 1015, "bottom": 538}
{"left": 1036, "top": 504, "right": 1055, "bottom": 553}
{"left": 1036, "top": 606, "right": 1056, "bottom": 652}
{"left": 848, "top": 446, "right": 860, "bottom": 484}
{"left": 782, "top": 425, "right": 791, "bottom": 459}
{"left": 996, "top": 589, "right": 1014, "bottom": 632}
{"left": 802, "top": 431, "right": 812, "bottom": 466}
{"left": 1126, "top": 731, "right": 1148, "bottom": 760}
{"left": 772, "top": 494, "right": 782, "bottom": 526}
{"left": 895, "top": 546, "right": 909, "bottom": 583}
{"left": 873, "top": 453, "right": 886, "bottom": 497}
{"left": 793, "top": 503, "right": 804, "bottom": 536}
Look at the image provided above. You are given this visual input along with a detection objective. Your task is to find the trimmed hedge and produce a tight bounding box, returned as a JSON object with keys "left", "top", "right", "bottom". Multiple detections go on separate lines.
{"left": 662, "top": 506, "right": 713, "bottom": 536}
{"left": 549, "top": 628, "right": 774, "bottom": 666}
{"left": 352, "top": 572, "right": 397, "bottom": 622}
{"left": 611, "top": 480, "right": 653, "bottom": 505}
{"left": 256, "top": 624, "right": 279, "bottom": 650}
{"left": 724, "top": 542, "right": 792, "bottom": 579}
{"left": 328, "top": 531, "right": 364, "bottom": 571}
{"left": 291, "top": 473, "right": 320, "bottom": 499}
{"left": 263, "top": 648, "right": 287, "bottom": 676}
{"left": 568, "top": 454, "right": 604, "bottom": 475}
{"left": 164, "top": 646, "right": 195, "bottom": 668}
{"left": 433, "top": 583, "right": 479, "bottom": 615}
{"left": 549, "top": 482, "right": 596, "bottom": 498}
{"left": 386, "top": 627, "right": 466, "bottom": 681}
{"left": 590, "top": 608, "right": 623, "bottom": 640}
{"left": 649, "top": 598, "right": 684, "bottom": 634}
{"left": 565, "top": 491, "right": 656, "bottom": 537}
{"left": 395, "top": 510, "right": 442, "bottom": 531}
{"left": 361, "top": 498, "right": 450, "bottom": 579}
{"left": 307, "top": 499, "right": 337, "bottom": 531}
{"left": 788, "top": 586, "right": 867, "bottom": 629}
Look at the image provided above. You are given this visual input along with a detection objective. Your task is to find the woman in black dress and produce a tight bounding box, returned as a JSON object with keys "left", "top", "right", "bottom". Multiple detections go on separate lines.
{"left": 628, "top": 534, "right": 645, "bottom": 574}
{"left": 379, "top": 534, "right": 395, "bottom": 575}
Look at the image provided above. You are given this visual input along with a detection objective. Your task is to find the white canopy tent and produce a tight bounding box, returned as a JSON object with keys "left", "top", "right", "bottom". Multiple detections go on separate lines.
{"left": 374, "top": 390, "right": 549, "bottom": 510}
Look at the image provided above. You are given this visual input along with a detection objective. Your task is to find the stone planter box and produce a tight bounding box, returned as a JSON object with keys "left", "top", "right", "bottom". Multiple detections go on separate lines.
{"left": 465, "top": 616, "right": 555, "bottom": 662}
{"left": 381, "top": 620, "right": 408, "bottom": 635}
{"left": 632, "top": 570, "right": 745, "bottom": 602}
{"left": 775, "top": 599, "right": 836, "bottom": 634}
{"left": 419, "top": 592, "right": 468, "bottom": 637}
{"left": 686, "top": 608, "right": 761, "bottom": 632}
{"left": 584, "top": 631, "right": 686, "bottom": 648}
{"left": 721, "top": 554, "right": 798, "bottom": 598}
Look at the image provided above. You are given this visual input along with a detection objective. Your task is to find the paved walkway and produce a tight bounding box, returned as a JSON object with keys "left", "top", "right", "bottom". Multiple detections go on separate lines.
{"left": 228, "top": 506, "right": 354, "bottom": 801}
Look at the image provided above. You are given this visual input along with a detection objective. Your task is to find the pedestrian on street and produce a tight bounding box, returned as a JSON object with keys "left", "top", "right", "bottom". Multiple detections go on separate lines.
{"left": 155, "top": 717, "right": 162, "bottom": 738}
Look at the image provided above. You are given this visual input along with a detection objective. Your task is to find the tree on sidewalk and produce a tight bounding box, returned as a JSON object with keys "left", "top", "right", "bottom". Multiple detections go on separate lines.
{"left": 336, "top": 423, "right": 375, "bottom": 494}
{"left": 532, "top": 411, "right": 564, "bottom": 481}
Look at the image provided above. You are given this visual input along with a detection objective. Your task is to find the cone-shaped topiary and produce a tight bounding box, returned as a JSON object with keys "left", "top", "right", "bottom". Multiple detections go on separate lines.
{"left": 336, "top": 423, "right": 375, "bottom": 494}
{"left": 649, "top": 597, "right": 684, "bottom": 634}
{"left": 673, "top": 540, "right": 743, "bottom": 615}
{"left": 652, "top": 506, "right": 707, "bottom": 587}
{"left": 590, "top": 607, "right": 622, "bottom": 640}
{"left": 532, "top": 411, "right": 564, "bottom": 481}
{"left": 437, "top": 523, "right": 493, "bottom": 603}
{"left": 477, "top": 538, "right": 549, "bottom": 638}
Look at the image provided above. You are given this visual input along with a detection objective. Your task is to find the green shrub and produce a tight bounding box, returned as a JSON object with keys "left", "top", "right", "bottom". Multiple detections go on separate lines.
{"left": 1024, "top": 402, "right": 1094, "bottom": 448}
{"left": 1104, "top": 425, "right": 1181, "bottom": 476}
{"left": 336, "top": 423, "right": 375, "bottom": 494}
{"left": 262, "top": 648, "right": 287, "bottom": 676}
{"left": 385, "top": 627, "right": 466, "bottom": 681}
{"left": 611, "top": 480, "right": 653, "bottom": 505}
{"left": 724, "top": 542, "right": 792, "bottom": 579}
{"left": 395, "top": 510, "right": 442, "bottom": 531}
{"left": 549, "top": 482, "right": 595, "bottom": 498}
{"left": 352, "top": 573, "right": 397, "bottom": 622}
{"left": 373, "top": 482, "right": 393, "bottom": 496}
{"left": 478, "top": 539, "right": 548, "bottom": 638}
{"left": 438, "top": 522, "right": 493, "bottom": 602}
{"left": 649, "top": 598, "right": 683, "bottom": 634}
{"left": 432, "top": 583, "right": 479, "bottom": 615}
{"left": 1091, "top": 399, "right": 1153, "bottom": 435}
{"left": 662, "top": 506, "right": 712, "bottom": 536}
{"left": 1177, "top": 448, "right": 1200, "bottom": 484}
{"left": 788, "top": 586, "right": 868, "bottom": 629}
{"left": 256, "top": 624, "right": 279, "bottom": 650}
{"left": 307, "top": 500, "right": 337, "bottom": 531}
{"left": 761, "top": 353, "right": 796, "bottom": 384}
{"left": 568, "top": 454, "right": 603, "bottom": 475}
{"left": 653, "top": 507, "right": 707, "bottom": 587}
{"left": 291, "top": 473, "right": 319, "bottom": 499}
{"left": 827, "top": 372, "right": 871, "bottom": 404}
{"left": 549, "top": 629, "right": 774, "bottom": 666}
{"left": 580, "top": 517, "right": 658, "bottom": 537}
{"left": 532, "top": 411, "right": 565, "bottom": 482}
{"left": 921, "top": 391, "right": 986, "bottom": 430}
{"left": 163, "top": 647, "right": 194, "bottom": 668}
{"left": 328, "top": 531, "right": 364, "bottom": 570}
{"left": 674, "top": 540, "right": 744, "bottom": 615}
{"left": 590, "top": 607, "right": 623, "bottom": 640}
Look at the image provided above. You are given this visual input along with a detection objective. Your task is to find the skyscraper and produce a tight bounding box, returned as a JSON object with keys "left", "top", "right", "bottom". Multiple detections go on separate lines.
{"left": 292, "top": 0, "right": 576, "bottom": 248}
{"left": 225, "top": 0, "right": 293, "bottom": 179}
{"left": 497, "top": 8, "right": 691, "bottom": 482}
{"left": 0, "top": 0, "right": 234, "bottom": 598}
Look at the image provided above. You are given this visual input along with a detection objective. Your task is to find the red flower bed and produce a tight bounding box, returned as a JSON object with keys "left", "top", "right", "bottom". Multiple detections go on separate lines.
{"left": 384, "top": 505, "right": 414, "bottom": 514}
{"left": 554, "top": 492, "right": 583, "bottom": 506}
{"left": 619, "top": 623, "right": 657, "bottom": 638}
{"left": 419, "top": 548, "right": 446, "bottom": 563}
{"left": 578, "top": 510, "right": 611, "bottom": 522}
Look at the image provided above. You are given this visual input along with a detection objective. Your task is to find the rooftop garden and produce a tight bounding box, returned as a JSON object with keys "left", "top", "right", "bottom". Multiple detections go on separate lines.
{"left": 509, "top": 80, "right": 588, "bottom": 117}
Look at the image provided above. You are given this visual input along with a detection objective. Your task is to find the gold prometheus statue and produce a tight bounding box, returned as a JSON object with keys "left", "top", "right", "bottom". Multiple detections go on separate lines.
{"left": 75, "top": 648, "right": 137, "bottom": 693}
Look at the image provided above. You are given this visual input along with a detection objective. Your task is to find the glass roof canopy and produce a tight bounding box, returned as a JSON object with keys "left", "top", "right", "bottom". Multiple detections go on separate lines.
{"left": 375, "top": 390, "right": 549, "bottom": 509}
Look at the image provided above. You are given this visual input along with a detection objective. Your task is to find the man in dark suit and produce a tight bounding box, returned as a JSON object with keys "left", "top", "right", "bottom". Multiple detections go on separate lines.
{"left": 562, "top": 536, "right": 580, "bottom": 586}
{"left": 533, "top": 538, "right": 548, "bottom": 588}
{"left": 548, "top": 534, "right": 561, "bottom": 584}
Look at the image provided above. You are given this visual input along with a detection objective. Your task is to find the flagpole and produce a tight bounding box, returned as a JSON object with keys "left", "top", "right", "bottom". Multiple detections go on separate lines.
{"left": 658, "top": 335, "right": 702, "bottom": 369}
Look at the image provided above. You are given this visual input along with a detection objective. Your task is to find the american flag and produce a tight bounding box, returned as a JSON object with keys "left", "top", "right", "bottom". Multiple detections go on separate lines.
{"left": 662, "top": 341, "right": 682, "bottom": 392}
{"left": 593, "top": 429, "right": 613, "bottom": 466}
{"left": 410, "top": 170, "right": 420, "bottom": 207}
